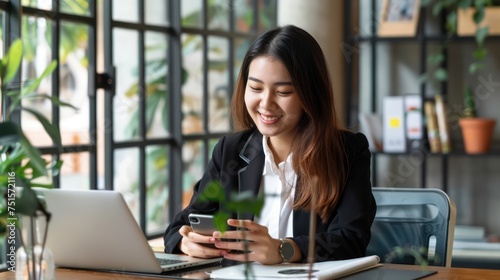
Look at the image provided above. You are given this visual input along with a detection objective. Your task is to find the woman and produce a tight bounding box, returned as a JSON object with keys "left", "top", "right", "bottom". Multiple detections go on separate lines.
{"left": 163, "top": 25, "right": 376, "bottom": 264}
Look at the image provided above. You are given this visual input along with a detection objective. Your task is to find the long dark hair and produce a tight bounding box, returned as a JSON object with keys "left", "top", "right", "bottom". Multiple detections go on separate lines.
{"left": 231, "top": 25, "right": 346, "bottom": 223}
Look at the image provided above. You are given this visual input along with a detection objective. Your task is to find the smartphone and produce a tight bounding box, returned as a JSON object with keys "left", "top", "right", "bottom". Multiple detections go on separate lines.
{"left": 188, "top": 213, "right": 217, "bottom": 236}
{"left": 189, "top": 213, "right": 246, "bottom": 253}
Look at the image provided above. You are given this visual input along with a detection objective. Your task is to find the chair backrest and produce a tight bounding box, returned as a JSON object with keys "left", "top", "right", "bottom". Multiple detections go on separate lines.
{"left": 366, "top": 187, "right": 456, "bottom": 267}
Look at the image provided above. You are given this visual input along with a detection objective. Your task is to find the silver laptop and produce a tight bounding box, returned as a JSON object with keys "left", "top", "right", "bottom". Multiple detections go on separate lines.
{"left": 44, "top": 189, "right": 221, "bottom": 274}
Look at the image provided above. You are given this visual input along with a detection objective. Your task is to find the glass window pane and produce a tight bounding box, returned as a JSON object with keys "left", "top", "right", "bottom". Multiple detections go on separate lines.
{"left": 233, "top": 0, "right": 254, "bottom": 33}
{"left": 146, "top": 145, "right": 169, "bottom": 234}
{"left": 22, "top": 0, "right": 53, "bottom": 11}
{"left": 182, "top": 34, "right": 204, "bottom": 134}
{"left": 114, "top": 148, "right": 140, "bottom": 222}
{"left": 208, "top": 138, "right": 218, "bottom": 160}
{"left": 181, "top": 0, "right": 202, "bottom": 28}
{"left": 145, "top": 0, "right": 169, "bottom": 26}
{"left": 182, "top": 141, "right": 204, "bottom": 208}
{"left": 113, "top": 28, "right": 139, "bottom": 142}
{"left": 258, "top": 0, "right": 277, "bottom": 32}
{"left": 60, "top": 0, "right": 91, "bottom": 16}
{"left": 60, "top": 151, "right": 90, "bottom": 189}
{"left": 21, "top": 16, "right": 54, "bottom": 146}
{"left": 60, "top": 21, "right": 90, "bottom": 145}
{"left": 112, "top": 0, "right": 138, "bottom": 22}
{"left": 234, "top": 37, "right": 252, "bottom": 78}
{"left": 208, "top": 0, "right": 229, "bottom": 31}
{"left": 145, "top": 31, "right": 169, "bottom": 139}
{"left": 208, "top": 36, "right": 229, "bottom": 132}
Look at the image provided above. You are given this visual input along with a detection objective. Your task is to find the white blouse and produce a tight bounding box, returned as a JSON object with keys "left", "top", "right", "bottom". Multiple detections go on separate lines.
{"left": 254, "top": 136, "right": 296, "bottom": 239}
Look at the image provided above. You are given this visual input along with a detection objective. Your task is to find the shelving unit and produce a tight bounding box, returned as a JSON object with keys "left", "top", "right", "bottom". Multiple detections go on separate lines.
{"left": 343, "top": 3, "right": 500, "bottom": 267}
{"left": 343, "top": 1, "right": 500, "bottom": 194}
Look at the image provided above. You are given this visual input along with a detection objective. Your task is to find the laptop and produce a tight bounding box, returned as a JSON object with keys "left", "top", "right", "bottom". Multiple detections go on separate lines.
{"left": 44, "top": 189, "right": 222, "bottom": 274}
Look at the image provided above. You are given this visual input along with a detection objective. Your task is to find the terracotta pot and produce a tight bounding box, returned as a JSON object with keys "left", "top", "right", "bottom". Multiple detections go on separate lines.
{"left": 459, "top": 118, "right": 496, "bottom": 154}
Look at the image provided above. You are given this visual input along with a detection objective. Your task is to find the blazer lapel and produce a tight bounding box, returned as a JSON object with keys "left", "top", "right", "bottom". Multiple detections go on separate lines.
{"left": 237, "top": 130, "right": 264, "bottom": 220}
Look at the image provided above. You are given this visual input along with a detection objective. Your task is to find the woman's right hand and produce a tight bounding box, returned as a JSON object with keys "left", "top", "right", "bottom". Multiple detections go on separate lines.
{"left": 178, "top": 225, "right": 229, "bottom": 258}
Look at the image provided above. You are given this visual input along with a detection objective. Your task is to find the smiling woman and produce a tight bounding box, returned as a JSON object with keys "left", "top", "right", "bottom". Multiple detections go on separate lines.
{"left": 244, "top": 56, "right": 304, "bottom": 162}
{"left": 164, "top": 25, "right": 376, "bottom": 267}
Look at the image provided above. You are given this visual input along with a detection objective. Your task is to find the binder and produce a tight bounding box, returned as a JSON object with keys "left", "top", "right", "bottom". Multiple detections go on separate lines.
{"left": 383, "top": 96, "right": 406, "bottom": 153}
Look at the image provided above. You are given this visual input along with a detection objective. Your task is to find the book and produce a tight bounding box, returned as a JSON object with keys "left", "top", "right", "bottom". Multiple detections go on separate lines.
{"left": 383, "top": 96, "right": 406, "bottom": 152}
{"left": 209, "top": 255, "right": 380, "bottom": 280}
{"left": 358, "top": 112, "right": 383, "bottom": 152}
{"left": 434, "top": 95, "right": 452, "bottom": 153}
{"left": 424, "top": 100, "right": 441, "bottom": 153}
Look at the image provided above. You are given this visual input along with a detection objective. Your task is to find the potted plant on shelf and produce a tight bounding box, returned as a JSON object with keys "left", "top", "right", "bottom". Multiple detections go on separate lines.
{"left": 1, "top": 38, "right": 75, "bottom": 278}
{"left": 422, "top": 0, "right": 498, "bottom": 154}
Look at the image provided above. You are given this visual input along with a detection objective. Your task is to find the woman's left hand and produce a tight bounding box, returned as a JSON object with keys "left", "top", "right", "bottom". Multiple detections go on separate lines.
{"left": 211, "top": 219, "right": 284, "bottom": 264}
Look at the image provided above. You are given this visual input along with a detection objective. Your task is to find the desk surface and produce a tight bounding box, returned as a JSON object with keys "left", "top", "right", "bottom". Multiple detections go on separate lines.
{"left": 1, "top": 264, "right": 500, "bottom": 280}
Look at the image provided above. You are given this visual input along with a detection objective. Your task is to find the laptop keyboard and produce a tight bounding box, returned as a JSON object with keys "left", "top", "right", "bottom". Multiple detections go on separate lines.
{"left": 156, "top": 258, "right": 188, "bottom": 266}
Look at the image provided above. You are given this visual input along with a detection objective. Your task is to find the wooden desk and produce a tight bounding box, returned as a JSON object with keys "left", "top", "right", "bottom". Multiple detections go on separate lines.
{"left": 1, "top": 264, "right": 499, "bottom": 279}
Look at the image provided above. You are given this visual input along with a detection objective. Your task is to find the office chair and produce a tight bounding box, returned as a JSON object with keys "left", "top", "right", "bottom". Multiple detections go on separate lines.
{"left": 366, "top": 187, "right": 456, "bottom": 267}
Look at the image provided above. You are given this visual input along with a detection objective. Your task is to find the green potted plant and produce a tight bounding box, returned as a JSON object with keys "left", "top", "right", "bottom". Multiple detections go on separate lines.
{"left": 1, "top": 38, "right": 75, "bottom": 278}
{"left": 422, "top": 0, "right": 498, "bottom": 154}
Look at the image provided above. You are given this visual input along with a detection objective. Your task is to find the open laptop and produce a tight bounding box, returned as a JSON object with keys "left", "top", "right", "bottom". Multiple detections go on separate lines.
{"left": 44, "top": 189, "right": 222, "bottom": 274}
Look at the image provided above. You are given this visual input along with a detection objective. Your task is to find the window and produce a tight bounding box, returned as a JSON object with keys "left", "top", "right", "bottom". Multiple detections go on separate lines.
{"left": 0, "top": 0, "right": 277, "bottom": 247}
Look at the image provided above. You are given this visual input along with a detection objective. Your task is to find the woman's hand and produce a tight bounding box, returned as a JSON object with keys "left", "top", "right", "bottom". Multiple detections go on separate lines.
{"left": 178, "top": 225, "right": 230, "bottom": 258}
{"left": 211, "top": 219, "right": 286, "bottom": 264}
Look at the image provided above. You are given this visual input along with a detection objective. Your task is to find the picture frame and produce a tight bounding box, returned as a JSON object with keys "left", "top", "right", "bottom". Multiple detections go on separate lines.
{"left": 378, "top": 0, "right": 420, "bottom": 37}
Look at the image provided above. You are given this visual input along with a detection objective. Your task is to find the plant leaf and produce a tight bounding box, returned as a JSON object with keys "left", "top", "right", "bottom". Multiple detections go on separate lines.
{"left": 2, "top": 39, "right": 23, "bottom": 83}
{"left": 446, "top": 10, "right": 457, "bottom": 33}
{"left": 427, "top": 53, "right": 444, "bottom": 65}
{"left": 19, "top": 133, "right": 47, "bottom": 177}
{"left": 418, "top": 73, "right": 428, "bottom": 84}
{"left": 198, "top": 180, "right": 225, "bottom": 203}
{"left": 476, "top": 26, "right": 489, "bottom": 47}
{"left": 50, "top": 160, "right": 64, "bottom": 176}
{"left": 473, "top": 48, "right": 487, "bottom": 60}
{"left": 434, "top": 68, "right": 448, "bottom": 81}
{"left": 21, "top": 60, "right": 57, "bottom": 97}
{"left": 432, "top": 2, "right": 444, "bottom": 17}
{"left": 469, "top": 62, "right": 484, "bottom": 74}
{"left": 21, "top": 107, "right": 62, "bottom": 149}
{"left": 227, "top": 191, "right": 264, "bottom": 217}
{"left": 15, "top": 186, "right": 39, "bottom": 216}
{"left": 23, "top": 93, "right": 78, "bottom": 110}
{"left": 214, "top": 211, "right": 229, "bottom": 233}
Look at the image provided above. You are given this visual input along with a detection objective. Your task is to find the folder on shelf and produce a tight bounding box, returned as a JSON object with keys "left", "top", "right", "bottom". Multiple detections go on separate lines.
{"left": 404, "top": 95, "right": 424, "bottom": 151}
{"left": 383, "top": 96, "right": 406, "bottom": 153}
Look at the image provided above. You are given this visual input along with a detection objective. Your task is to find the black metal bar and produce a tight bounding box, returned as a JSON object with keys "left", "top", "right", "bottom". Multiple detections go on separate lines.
{"left": 51, "top": 0, "right": 61, "bottom": 189}
{"left": 88, "top": 0, "right": 98, "bottom": 190}
{"left": 419, "top": 7, "right": 427, "bottom": 189}
{"left": 228, "top": 0, "right": 235, "bottom": 131}
{"left": 103, "top": 0, "right": 114, "bottom": 191}
{"left": 168, "top": 0, "right": 184, "bottom": 226}
{"left": 202, "top": 0, "right": 209, "bottom": 168}
{"left": 138, "top": 0, "right": 147, "bottom": 233}
{"left": 370, "top": 0, "right": 378, "bottom": 186}
{"left": 22, "top": 6, "right": 94, "bottom": 24}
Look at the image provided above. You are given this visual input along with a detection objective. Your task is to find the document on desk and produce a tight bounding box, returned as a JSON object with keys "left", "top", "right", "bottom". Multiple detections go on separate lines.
{"left": 209, "top": 255, "right": 380, "bottom": 279}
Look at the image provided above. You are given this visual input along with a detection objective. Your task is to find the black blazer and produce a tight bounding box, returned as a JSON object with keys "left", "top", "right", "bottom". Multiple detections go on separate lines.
{"left": 163, "top": 129, "right": 376, "bottom": 262}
